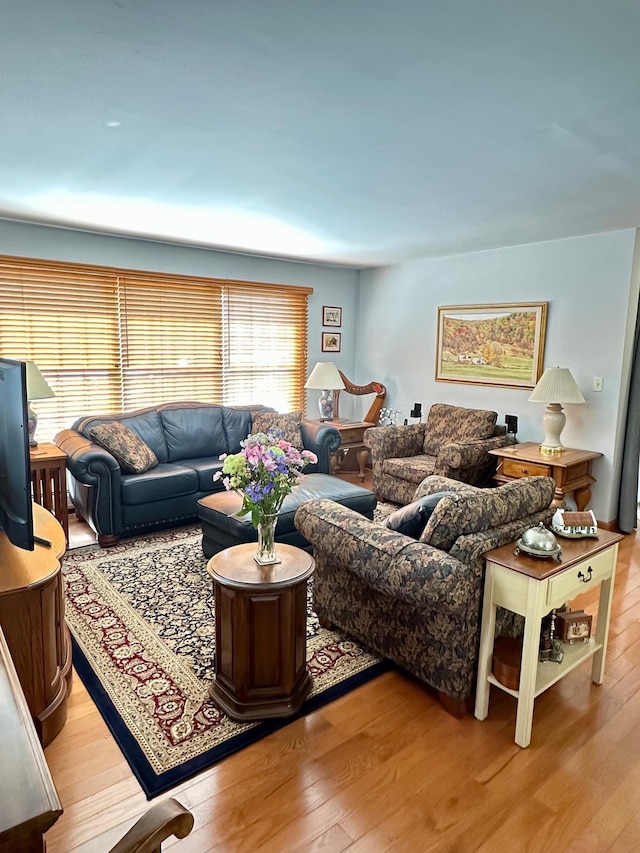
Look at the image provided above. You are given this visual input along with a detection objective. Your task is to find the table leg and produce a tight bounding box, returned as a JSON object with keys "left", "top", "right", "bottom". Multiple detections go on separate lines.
{"left": 573, "top": 484, "right": 593, "bottom": 512}
{"left": 474, "top": 565, "right": 497, "bottom": 721}
{"left": 592, "top": 556, "right": 617, "bottom": 683}
{"left": 514, "top": 577, "right": 547, "bottom": 748}
{"left": 355, "top": 447, "right": 369, "bottom": 482}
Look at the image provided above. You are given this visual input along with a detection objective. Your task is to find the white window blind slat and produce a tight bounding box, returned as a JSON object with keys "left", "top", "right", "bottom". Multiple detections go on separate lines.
{"left": 0, "top": 256, "right": 311, "bottom": 441}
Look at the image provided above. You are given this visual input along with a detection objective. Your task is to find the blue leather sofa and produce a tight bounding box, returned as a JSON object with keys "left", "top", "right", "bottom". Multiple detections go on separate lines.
{"left": 55, "top": 401, "right": 340, "bottom": 546}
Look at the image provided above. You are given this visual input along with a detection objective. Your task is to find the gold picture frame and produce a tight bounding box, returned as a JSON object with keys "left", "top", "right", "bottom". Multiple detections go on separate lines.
{"left": 436, "top": 302, "right": 547, "bottom": 389}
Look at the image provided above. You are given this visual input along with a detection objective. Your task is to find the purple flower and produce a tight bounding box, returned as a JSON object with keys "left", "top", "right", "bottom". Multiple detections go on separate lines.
{"left": 216, "top": 428, "right": 317, "bottom": 525}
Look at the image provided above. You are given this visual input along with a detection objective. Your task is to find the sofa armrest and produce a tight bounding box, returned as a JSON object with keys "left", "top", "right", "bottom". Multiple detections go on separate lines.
{"left": 295, "top": 499, "right": 473, "bottom": 614}
{"left": 434, "top": 433, "right": 516, "bottom": 487}
{"left": 364, "top": 423, "right": 426, "bottom": 461}
{"left": 436, "top": 433, "right": 516, "bottom": 470}
{"left": 450, "top": 507, "right": 555, "bottom": 576}
{"left": 56, "top": 429, "right": 121, "bottom": 480}
{"left": 55, "top": 428, "right": 123, "bottom": 536}
{"left": 300, "top": 420, "right": 341, "bottom": 474}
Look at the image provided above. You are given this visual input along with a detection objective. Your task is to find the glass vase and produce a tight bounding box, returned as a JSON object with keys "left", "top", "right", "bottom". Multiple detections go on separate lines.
{"left": 255, "top": 512, "right": 279, "bottom": 565}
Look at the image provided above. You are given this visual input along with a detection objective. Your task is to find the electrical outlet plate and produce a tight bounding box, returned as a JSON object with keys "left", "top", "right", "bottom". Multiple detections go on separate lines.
{"left": 593, "top": 377, "right": 603, "bottom": 392}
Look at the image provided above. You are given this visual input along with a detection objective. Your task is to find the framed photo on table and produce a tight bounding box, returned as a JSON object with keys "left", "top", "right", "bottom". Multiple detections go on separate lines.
{"left": 323, "top": 306, "right": 342, "bottom": 327}
{"left": 322, "top": 332, "right": 341, "bottom": 353}
{"left": 435, "top": 302, "right": 547, "bottom": 389}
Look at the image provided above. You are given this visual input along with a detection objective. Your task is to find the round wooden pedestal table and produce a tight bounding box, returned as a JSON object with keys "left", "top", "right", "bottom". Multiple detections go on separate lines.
{"left": 206, "top": 542, "right": 314, "bottom": 721}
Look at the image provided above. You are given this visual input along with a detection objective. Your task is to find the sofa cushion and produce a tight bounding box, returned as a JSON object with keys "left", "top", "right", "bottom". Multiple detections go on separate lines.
{"left": 383, "top": 455, "right": 437, "bottom": 484}
{"left": 119, "top": 410, "right": 169, "bottom": 462}
{"left": 120, "top": 463, "right": 199, "bottom": 505}
{"left": 423, "top": 404, "right": 497, "bottom": 456}
{"left": 421, "top": 476, "right": 555, "bottom": 551}
{"left": 251, "top": 411, "right": 304, "bottom": 449}
{"left": 179, "top": 457, "right": 226, "bottom": 491}
{"left": 88, "top": 422, "right": 159, "bottom": 474}
{"left": 159, "top": 406, "right": 227, "bottom": 461}
{"left": 222, "top": 408, "right": 254, "bottom": 454}
{"left": 383, "top": 492, "right": 454, "bottom": 538}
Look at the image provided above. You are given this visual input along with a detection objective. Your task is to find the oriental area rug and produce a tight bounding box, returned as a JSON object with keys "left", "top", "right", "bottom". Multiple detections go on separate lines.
{"left": 62, "top": 522, "right": 390, "bottom": 798}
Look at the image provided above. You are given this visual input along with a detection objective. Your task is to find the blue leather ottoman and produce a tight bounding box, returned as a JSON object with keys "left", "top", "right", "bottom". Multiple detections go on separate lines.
{"left": 197, "top": 473, "right": 376, "bottom": 557}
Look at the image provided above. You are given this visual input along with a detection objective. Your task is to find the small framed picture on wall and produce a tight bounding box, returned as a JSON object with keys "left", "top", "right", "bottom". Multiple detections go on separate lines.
{"left": 322, "top": 332, "right": 341, "bottom": 352}
{"left": 322, "top": 306, "right": 342, "bottom": 327}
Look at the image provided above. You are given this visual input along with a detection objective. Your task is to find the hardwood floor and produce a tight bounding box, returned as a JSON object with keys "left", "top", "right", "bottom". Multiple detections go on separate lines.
{"left": 45, "top": 486, "right": 640, "bottom": 852}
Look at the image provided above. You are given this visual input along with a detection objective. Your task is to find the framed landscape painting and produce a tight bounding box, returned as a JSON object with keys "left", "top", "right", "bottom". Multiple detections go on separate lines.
{"left": 435, "top": 302, "right": 548, "bottom": 389}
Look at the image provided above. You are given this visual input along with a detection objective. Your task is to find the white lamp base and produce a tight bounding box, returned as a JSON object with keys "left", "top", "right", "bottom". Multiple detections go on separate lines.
{"left": 539, "top": 403, "right": 566, "bottom": 454}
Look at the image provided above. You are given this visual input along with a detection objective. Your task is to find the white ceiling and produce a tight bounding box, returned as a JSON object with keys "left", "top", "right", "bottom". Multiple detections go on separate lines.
{"left": 3, "top": 1, "right": 640, "bottom": 267}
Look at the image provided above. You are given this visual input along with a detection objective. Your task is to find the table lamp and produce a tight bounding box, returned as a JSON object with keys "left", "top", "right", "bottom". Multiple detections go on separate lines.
{"left": 528, "top": 366, "right": 585, "bottom": 453}
{"left": 304, "top": 362, "right": 345, "bottom": 421}
{"left": 25, "top": 360, "right": 55, "bottom": 447}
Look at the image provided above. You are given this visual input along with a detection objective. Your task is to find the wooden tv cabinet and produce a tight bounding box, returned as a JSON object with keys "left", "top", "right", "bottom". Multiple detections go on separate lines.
{"left": 0, "top": 503, "right": 71, "bottom": 746}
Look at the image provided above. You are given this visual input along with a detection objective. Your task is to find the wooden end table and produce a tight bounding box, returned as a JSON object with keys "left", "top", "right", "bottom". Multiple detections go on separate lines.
{"left": 206, "top": 543, "right": 314, "bottom": 721}
{"left": 29, "top": 443, "right": 69, "bottom": 541}
{"left": 321, "top": 419, "right": 375, "bottom": 482}
{"left": 489, "top": 442, "right": 602, "bottom": 511}
{"left": 474, "top": 529, "right": 623, "bottom": 747}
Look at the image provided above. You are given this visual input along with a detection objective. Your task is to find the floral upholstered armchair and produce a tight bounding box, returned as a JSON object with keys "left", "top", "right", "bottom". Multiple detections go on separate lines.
{"left": 364, "top": 403, "right": 516, "bottom": 505}
{"left": 294, "top": 474, "right": 555, "bottom": 715}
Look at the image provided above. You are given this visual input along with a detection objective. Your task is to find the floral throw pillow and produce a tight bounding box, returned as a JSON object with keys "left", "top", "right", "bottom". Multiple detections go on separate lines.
{"left": 251, "top": 411, "right": 304, "bottom": 450}
{"left": 88, "top": 422, "right": 159, "bottom": 474}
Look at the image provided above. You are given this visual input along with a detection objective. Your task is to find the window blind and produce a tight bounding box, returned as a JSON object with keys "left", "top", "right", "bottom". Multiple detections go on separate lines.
{"left": 222, "top": 282, "right": 310, "bottom": 411}
{"left": 0, "top": 259, "right": 121, "bottom": 441}
{"left": 0, "top": 255, "right": 311, "bottom": 442}
{"left": 118, "top": 273, "right": 224, "bottom": 411}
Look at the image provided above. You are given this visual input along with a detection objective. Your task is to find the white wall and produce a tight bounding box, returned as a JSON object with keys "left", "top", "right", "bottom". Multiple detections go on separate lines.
{"left": 0, "top": 220, "right": 360, "bottom": 417}
{"left": 357, "top": 229, "right": 639, "bottom": 522}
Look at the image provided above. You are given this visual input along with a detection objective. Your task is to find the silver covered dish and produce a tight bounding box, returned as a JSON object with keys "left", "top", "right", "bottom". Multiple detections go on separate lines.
{"left": 515, "top": 523, "right": 562, "bottom": 561}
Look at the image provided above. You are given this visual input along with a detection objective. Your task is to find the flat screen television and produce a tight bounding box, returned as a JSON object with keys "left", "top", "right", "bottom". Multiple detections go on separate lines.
{"left": 0, "top": 357, "right": 34, "bottom": 550}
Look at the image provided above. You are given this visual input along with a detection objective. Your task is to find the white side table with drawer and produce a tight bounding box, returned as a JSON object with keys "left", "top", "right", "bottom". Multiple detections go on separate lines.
{"left": 474, "top": 529, "right": 623, "bottom": 747}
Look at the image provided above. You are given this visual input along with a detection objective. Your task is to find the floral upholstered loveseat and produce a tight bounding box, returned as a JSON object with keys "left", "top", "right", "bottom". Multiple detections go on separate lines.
{"left": 294, "top": 474, "right": 555, "bottom": 714}
{"left": 364, "top": 403, "right": 516, "bottom": 505}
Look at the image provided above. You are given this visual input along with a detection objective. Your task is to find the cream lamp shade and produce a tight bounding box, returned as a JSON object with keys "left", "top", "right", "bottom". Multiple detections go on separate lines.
{"left": 25, "top": 360, "right": 55, "bottom": 447}
{"left": 304, "top": 361, "right": 345, "bottom": 421}
{"left": 528, "top": 367, "right": 585, "bottom": 453}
